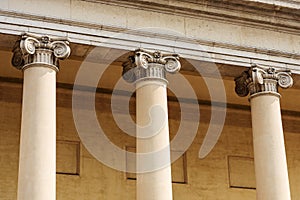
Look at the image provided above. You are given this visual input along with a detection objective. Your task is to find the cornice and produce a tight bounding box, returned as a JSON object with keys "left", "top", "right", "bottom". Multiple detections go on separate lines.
{"left": 83, "top": 0, "right": 300, "bottom": 34}
{"left": 235, "top": 0, "right": 300, "bottom": 9}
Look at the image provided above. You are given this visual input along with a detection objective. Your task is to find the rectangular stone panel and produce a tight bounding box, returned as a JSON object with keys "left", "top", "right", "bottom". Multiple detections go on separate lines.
{"left": 228, "top": 156, "right": 256, "bottom": 189}
{"left": 125, "top": 146, "right": 136, "bottom": 180}
{"left": 56, "top": 141, "right": 80, "bottom": 175}
{"left": 171, "top": 151, "right": 187, "bottom": 184}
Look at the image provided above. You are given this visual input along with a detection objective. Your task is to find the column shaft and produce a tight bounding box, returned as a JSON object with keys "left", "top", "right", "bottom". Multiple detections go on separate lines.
{"left": 251, "top": 94, "right": 291, "bottom": 200}
{"left": 235, "top": 65, "right": 293, "bottom": 200}
{"left": 18, "top": 67, "right": 57, "bottom": 200}
{"left": 136, "top": 82, "right": 172, "bottom": 200}
{"left": 122, "top": 49, "right": 180, "bottom": 200}
{"left": 12, "top": 33, "right": 70, "bottom": 200}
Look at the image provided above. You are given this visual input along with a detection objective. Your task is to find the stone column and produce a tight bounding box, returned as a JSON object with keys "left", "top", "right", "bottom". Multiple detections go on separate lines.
{"left": 11, "top": 33, "right": 70, "bottom": 200}
{"left": 235, "top": 64, "right": 293, "bottom": 200}
{"left": 123, "top": 49, "right": 181, "bottom": 200}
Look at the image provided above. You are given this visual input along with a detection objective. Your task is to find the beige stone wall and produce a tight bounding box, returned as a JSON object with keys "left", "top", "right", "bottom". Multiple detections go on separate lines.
{"left": 1, "top": 80, "right": 300, "bottom": 200}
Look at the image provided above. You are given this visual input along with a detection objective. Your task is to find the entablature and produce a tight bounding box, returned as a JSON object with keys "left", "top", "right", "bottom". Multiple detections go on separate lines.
{"left": 0, "top": 0, "right": 300, "bottom": 75}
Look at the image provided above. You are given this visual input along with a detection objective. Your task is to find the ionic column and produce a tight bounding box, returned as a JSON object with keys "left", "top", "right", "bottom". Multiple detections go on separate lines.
{"left": 11, "top": 33, "right": 70, "bottom": 200}
{"left": 123, "top": 49, "right": 181, "bottom": 200}
{"left": 235, "top": 64, "right": 293, "bottom": 200}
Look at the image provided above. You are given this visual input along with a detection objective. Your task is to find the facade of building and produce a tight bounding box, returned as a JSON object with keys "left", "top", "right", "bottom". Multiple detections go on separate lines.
{"left": 0, "top": 0, "right": 300, "bottom": 199}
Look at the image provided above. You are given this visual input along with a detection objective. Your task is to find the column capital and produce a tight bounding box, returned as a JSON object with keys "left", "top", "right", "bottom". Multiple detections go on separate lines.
{"left": 122, "top": 48, "right": 181, "bottom": 84}
{"left": 235, "top": 64, "right": 293, "bottom": 98}
{"left": 11, "top": 33, "right": 71, "bottom": 71}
